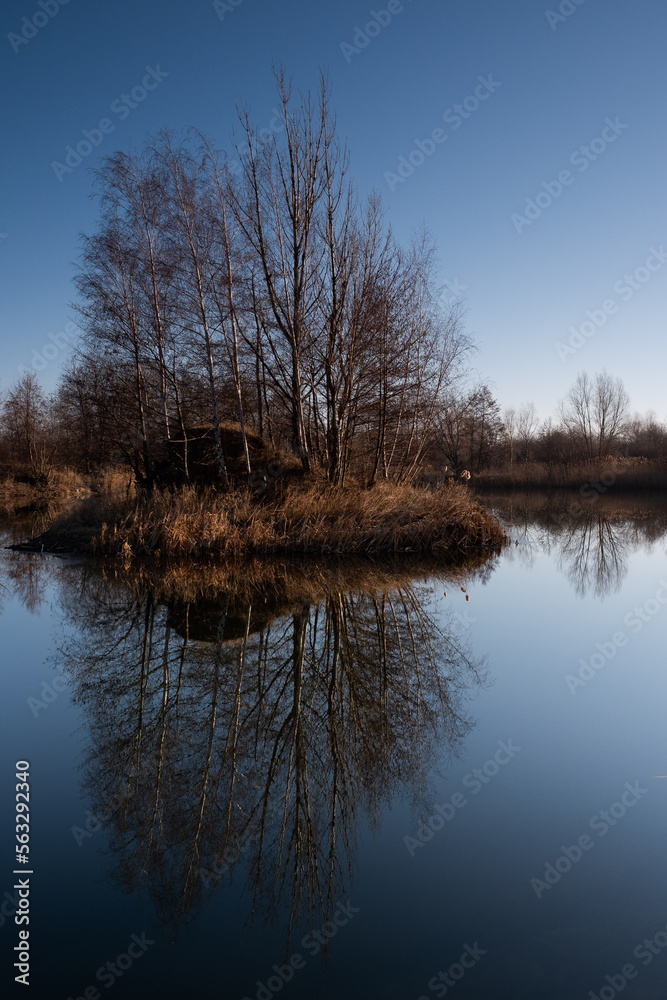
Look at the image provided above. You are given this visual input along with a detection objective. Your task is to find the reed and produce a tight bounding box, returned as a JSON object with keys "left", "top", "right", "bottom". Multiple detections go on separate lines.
{"left": 18, "top": 480, "right": 507, "bottom": 560}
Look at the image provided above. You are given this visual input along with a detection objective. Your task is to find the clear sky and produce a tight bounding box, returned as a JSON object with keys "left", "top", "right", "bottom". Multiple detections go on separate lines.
{"left": 1, "top": 0, "right": 665, "bottom": 419}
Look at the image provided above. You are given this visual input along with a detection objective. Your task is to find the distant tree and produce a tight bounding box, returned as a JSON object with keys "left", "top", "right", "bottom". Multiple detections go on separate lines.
{"left": 54, "top": 359, "right": 121, "bottom": 472}
{"left": 516, "top": 402, "right": 538, "bottom": 463}
{"left": 502, "top": 408, "right": 517, "bottom": 466}
{"left": 625, "top": 411, "right": 667, "bottom": 461}
{"left": 1, "top": 373, "right": 49, "bottom": 472}
{"left": 534, "top": 417, "right": 570, "bottom": 469}
{"left": 559, "top": 371, "right": 629, "bottom": 461}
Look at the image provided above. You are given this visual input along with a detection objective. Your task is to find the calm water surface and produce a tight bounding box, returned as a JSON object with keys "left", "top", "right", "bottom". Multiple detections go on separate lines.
{"left": 1, "top": 495, "right": 666, "bottom": 999}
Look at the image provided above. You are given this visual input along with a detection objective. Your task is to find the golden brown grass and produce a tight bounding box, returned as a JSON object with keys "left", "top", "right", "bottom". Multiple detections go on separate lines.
{"left": 15, "top": 480, "right": 507, "bottom": 560}
{"left": 95, "top": 481, "right": 506, "bottom": 559}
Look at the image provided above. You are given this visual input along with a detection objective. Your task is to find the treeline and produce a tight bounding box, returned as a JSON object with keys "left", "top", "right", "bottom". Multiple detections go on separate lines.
{"left": 494, "top": 371, "right": 667, "bottom": 472}
{"left": 2, "top": 360, "right": 665, "bottom": 490}
{"left": 427, "top": 370, "right": 666, "bottom": 477}
{"left": 2, "top": 71, "right": 474, "bottom": 489}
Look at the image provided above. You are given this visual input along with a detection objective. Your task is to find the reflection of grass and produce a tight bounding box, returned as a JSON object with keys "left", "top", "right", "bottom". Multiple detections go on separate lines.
{"left": 94, "top": 549, "right": 497, "bottom": 612}
{"left": 91, "top": 556, "right": 495, "bottom": 645}
{"left": 0, "top": 467, "right": 90, "bottom": 506}
{"left": 17, "top": 480, "right": 507, "bottom": 560}
{"left": 483, "top": 489, "right": 667, "bottom": 526}
{"left": 0, "top": 498, "right": 78, "bottom": 547}
{"left": 475, "top": 460, "right": 667, "bottom": 492}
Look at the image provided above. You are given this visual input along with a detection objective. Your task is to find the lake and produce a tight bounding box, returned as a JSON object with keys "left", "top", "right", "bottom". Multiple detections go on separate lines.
{"left": 1, "top": 494, "right": 667, "bottom": 999}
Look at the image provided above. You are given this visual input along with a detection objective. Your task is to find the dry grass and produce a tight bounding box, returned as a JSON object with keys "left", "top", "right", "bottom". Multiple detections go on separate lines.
{"left": 91, "top": 466, "right": 135, "bottom": 496}
{"left": 15, "top": 480, "right": 507, "bottom": 560}
{"left": 95, "top": 481, "right": 506, "bottom": 559}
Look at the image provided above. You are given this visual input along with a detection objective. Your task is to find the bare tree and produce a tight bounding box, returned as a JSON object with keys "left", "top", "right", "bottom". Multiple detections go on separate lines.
{"left": 93, "top": 151, "right": 176, "bottom": 448}
{"left": 559, "top": 371, "right": 629, "bottom": 461}
{"left": 231, "top": 68, "right": 333, "bottom": 471}
{"left": 197, "top": 134, "right": 253, "bottom": 477}
{"left": 502, "top": 407, "right": 517, "bottom": 467}
{"left": 2, "top": 373, "right": 50, "bottom": 477}
{"left": 437, "top": 383, "right": 501, "bottom": 474}
{"left": 62, "top": 74, "right": 476, "bottom": 487}
{"left": 156, "top": 132, "right": 231, "bottom": 488}
{"left": 626, "top": 411, "right": 667, "bottom": 460}
{"left": 73, "top": 217, "right": 156, "bottom": 485}
{"left": 516, "top": 402, "right": 538, "bottom": 463}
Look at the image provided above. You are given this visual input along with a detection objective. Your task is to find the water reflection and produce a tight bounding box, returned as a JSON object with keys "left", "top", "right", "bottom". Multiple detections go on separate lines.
{"left": 54, "top": 560, "right": 490, "bottom": 939}
{"left": 487, "top": 492, "right": 667, "bottom": 598}
{"left": 5, "top": 495, "right": 666, "bottom": 953}
{"left": 0, "top": 502, "right": 73, "bottom": 613}
{"left": 0, "top": 500, "right": 67, "bottom": 545}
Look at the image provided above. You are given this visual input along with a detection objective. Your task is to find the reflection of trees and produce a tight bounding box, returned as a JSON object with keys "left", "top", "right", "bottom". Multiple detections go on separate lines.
{"left": 557, "top": 515, "right": 629, "bottom": 598}
{"left": 1, "top": 501, "right": 66, "bottom": 546}
{"left": 56, "top": 561, "right": 488, "bottom": 939}
{"left": 486, "top": 492, "right": 667, "bottom": 598}
{"left": 0, "top": 551, "right": 51, "bottom": 614}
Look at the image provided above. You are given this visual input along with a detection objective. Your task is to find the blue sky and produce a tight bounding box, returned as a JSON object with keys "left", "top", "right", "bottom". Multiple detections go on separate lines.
{"left": 1, "top": 0, "right": 665, "bottom": 419}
